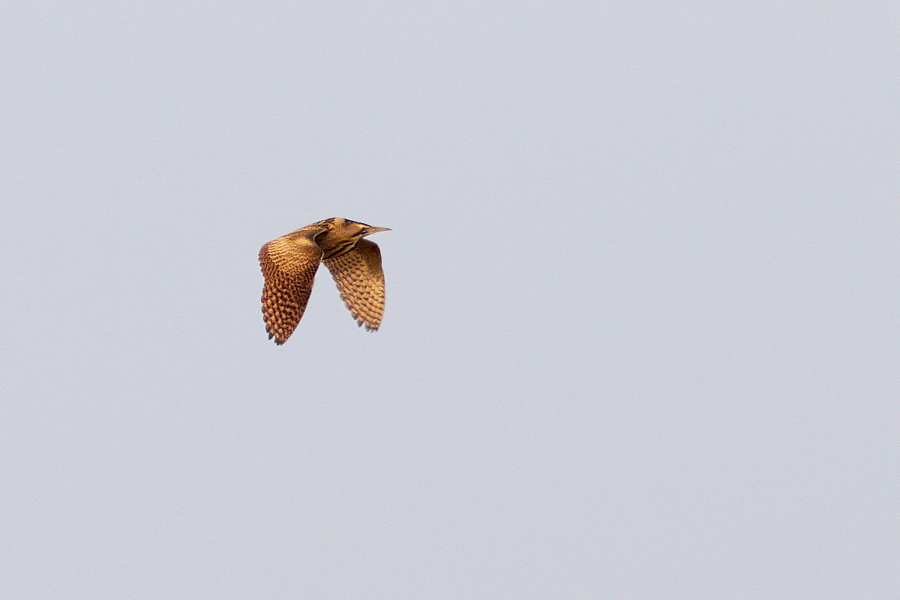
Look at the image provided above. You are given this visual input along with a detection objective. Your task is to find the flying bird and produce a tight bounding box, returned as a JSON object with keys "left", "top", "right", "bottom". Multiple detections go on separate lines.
{"left": 259, "top": 217, "right": 391, "bottom": 344}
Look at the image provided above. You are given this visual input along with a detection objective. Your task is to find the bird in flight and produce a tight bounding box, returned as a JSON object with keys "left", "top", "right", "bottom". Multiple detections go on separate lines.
{"left": 259, "top": 217, "right": 391, "bottom": 344}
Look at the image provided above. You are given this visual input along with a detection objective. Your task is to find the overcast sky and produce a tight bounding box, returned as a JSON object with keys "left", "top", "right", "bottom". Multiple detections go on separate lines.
{"left": 2, "top": 3, "right": 899, "bottom": 598}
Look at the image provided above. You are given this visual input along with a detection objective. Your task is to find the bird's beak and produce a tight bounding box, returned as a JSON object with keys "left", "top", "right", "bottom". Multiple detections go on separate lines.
{"left": 364, "top": 227, "right": 391, "bottom": 235}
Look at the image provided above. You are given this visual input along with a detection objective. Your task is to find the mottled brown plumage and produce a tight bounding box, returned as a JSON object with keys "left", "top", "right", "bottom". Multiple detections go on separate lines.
{"left": 259, "top": 218, "right": 390, "bottom": 344}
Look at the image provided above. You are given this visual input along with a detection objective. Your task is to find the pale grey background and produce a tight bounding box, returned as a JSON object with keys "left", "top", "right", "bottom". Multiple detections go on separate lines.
{"left": 2, "top": 3, "right": 898, "bottom": 598}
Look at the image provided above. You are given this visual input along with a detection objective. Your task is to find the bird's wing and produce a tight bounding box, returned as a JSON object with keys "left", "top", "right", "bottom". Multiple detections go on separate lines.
{"left": 323, "top": 239, "right": 385, "bottom": 331}
{"left": 259, "top": 234, "right": 323, "bottom": 344}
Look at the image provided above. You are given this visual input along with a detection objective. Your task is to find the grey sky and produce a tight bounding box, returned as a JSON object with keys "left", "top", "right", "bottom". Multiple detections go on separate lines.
{"left": 2, "top": 3, "right": 898, "bottom": 598}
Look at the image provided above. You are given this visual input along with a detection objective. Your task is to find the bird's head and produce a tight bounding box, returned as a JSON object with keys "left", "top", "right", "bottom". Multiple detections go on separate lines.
{"left": 317, "top": 218, "right": 391, "bottom": 258}
{"left": 333, "top": 218, "right": 391, "bottom": 239}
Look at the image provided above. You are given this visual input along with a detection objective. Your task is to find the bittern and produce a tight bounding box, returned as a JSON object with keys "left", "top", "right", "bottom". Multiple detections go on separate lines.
{"left": 259, "top": 218, "right": 390, "bottom": 344}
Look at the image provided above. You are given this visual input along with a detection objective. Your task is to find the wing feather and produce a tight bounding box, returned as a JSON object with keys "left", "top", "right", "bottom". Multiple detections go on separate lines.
{"left": 259, "top": 233, "right": 323, "bottom": 344}
{"left": 323, "top": 239, "right": 385, "bottom": 331}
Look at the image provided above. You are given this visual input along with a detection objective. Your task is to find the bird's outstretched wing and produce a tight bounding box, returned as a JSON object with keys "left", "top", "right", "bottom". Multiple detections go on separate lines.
{"left": 323, "top": 239, "right": 385, "bottom": 331}
{"left": 259, "top": 234, "right": 323, "bottom": 344}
